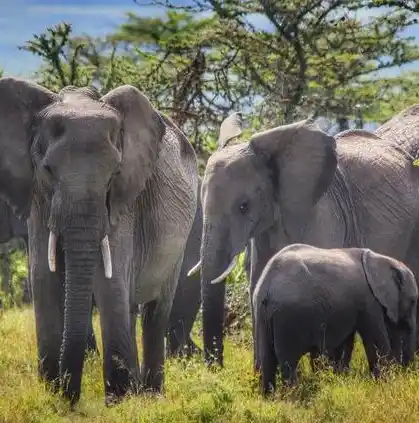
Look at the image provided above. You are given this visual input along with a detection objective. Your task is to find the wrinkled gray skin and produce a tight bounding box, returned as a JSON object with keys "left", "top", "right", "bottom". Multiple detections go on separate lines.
{"left": 0, "top": 186, "right": 204, "bottom": 359}
{"left": 195, "top": 107, "right": 419, "bottom": 366}
{"left": 0, "top": 198, "right": 98, "bottom": 352}
{"left": 0, "top": 77, "right": 198, "bottom": 405}
{"left": 253, "top": 244, "right": 418, "bottom": 394}
{"left": 166, "top": 179, "right": 203, "bottom": 356}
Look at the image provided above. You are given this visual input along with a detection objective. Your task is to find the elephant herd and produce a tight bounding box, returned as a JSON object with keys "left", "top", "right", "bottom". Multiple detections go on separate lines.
{"left": 2, "top": 76, "right": 419, "bottom": 407}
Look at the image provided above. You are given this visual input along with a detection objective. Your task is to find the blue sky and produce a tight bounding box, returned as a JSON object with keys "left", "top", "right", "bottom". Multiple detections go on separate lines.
{"left": 1, "top": 0, "right": 419, "bottom": 78}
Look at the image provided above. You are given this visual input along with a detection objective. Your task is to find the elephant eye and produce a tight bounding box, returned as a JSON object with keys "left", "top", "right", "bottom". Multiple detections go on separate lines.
{"left": 239, "top": 201, "right": 249, "bottom": 214}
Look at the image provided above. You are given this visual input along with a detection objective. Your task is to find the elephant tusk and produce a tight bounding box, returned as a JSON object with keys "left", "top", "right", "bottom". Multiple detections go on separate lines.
{"left": 101, "top": 236, "right": 112, "bottom": 279}
{"left": 210, "top": 256, "right": 237, "bottom": 285}
{"left": 187, "top": 261, "right": 202, "bottom": 277}
{"left": 48, "top": 231, "right": 57, "bottom": 273}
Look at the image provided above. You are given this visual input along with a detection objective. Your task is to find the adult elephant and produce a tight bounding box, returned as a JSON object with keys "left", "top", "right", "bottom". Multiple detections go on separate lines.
{"left": 0, "top": 78, "right": 198, "bottom": 405}
{"left": 190, "top": 107, "right": 419, "bottom": 366}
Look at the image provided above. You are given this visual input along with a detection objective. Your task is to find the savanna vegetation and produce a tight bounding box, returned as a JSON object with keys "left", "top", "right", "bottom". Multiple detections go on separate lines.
{"left": 1, "top": 1, "right": 419, "bottom": 421}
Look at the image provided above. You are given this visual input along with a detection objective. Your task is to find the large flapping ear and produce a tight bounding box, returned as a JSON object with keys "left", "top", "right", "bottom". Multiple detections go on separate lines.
{"left": 361, "top": 249, "right": 418, "bottom": 324}
{"left": 250, "top": 119, "right": 337, "bottom": 242}
{"left": 100, "top": 85, "right": 165, "bottom": 226}
{"left": 217, "top": 112, "right": 243, "bottom": 150}
{"left": 0, "top": 77, "right": 57, "bottom": 218}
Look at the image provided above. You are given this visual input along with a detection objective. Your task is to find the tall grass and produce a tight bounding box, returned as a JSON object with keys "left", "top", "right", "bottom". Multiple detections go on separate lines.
{"left": 2, "top": 251, "right": 419, "bottom": 422}
{"left": 1, "top": 307, "right": 419, "bottom": 422}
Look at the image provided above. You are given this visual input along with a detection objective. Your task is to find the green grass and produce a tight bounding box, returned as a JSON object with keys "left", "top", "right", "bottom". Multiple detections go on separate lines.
{"left": 2, "top": 309, "right": 419, "bottom": 422}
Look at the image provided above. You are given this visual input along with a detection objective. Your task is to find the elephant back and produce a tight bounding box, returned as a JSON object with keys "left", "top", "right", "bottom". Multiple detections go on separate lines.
{"left": 375, "top": 104, "right": 419, "bottom": 155}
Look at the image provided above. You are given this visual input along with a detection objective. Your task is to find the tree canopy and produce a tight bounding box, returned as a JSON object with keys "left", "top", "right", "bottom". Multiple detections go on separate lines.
{"left": 16, "top": 0, "right": 419, "bottom": 160}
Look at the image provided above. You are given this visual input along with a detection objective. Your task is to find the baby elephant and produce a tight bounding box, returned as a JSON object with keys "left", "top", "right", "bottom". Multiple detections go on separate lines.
{"left": 252, "top": 244, "right": 418, "bottom": 394}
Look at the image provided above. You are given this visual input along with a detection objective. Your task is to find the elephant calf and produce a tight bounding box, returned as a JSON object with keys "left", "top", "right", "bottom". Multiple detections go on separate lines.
{"left": 252, "top": 244, "right": 418, "bottom": 395}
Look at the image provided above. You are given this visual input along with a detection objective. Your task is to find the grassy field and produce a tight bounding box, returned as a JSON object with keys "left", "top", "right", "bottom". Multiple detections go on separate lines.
{"left": 2, "top": 308, "right": 419, "bottom": 422}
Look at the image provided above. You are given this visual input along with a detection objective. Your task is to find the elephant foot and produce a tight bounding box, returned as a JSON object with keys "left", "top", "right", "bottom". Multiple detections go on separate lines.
{"left": 141, "top": 375, "right": 164, "bottom": 394}
{"left": 105, "top": 370, "right": 138, "bottom": 400}
{"left": 186, "top": 338, "right": 202, "bottom": 355}
{"left": 167, "top": 337, "right": 202, "bottom": 359}
{"left": 38, "top": 359, "right": 60, "bottom": 393}
{"left": 104, "top": 393, "right": 125, "bottom": 408}
{"left": 204, "top": 352, "right": 224, "bottom": 369}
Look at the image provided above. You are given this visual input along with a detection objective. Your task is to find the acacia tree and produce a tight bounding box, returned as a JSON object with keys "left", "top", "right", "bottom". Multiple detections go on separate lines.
{"left": 20, "top": 1, "right": 419, "bottom": 148}
{"left": 133, "top": 0, "right": 419, "bottom": 127}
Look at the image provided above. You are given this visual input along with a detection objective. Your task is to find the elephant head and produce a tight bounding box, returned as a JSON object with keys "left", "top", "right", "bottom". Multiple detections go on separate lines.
{"left": 0, "top": 77, "right": 165, "bottom": 402}
{"left": 189, "top": 113, "right": 337, "bottom": 364}
{"left": 361, "top": 249, "right": 418, "bottom": 364}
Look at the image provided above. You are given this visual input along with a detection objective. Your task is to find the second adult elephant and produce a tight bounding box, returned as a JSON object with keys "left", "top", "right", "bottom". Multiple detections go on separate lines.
{"left": 0, "top": 197, "right": 30, "bottom": 302}
{"left": 191, "top": 107, "right": 419, "bottom": 366}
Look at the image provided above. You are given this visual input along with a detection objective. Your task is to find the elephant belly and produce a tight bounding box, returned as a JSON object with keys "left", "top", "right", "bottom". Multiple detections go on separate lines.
{"left": 276, "top": 302, "right": 357, "bottom": 357}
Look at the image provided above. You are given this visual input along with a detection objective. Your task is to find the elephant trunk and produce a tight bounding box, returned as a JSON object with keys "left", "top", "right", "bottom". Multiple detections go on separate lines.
{"left": 200, "top": 225, "right": 234, "bottom": 366}
{"left": 58, "top": 207, "right": 104, "bottom": 405}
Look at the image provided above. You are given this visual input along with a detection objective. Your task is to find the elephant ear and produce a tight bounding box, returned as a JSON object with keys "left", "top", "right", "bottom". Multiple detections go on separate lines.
{"left": 0, "top": 77, "right": 57, "bottom": 219}
{"left": 361, "top": 249, "right": 417, "bottom": 324}
{"left": 100, "top": 85, "right": 165, "bottom": 226}
{"left": 217, "top": 112, "right": 243, "bottom": 150}
{"left": 250, "top": 118, "right": 337, "bottom": 242}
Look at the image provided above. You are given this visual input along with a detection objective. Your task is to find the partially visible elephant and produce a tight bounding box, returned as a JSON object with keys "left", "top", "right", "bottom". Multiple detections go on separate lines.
{"left": 0, "top": 197, "right": 28, "bottom": 245}
{"left": 0, "top": 78, "right": 198, "bottom": 405}
{"left": 253, "top": 244, "right": 418, "bottom": 394}
{"left": 0, "top": 197, "right": 30, "bottom": 302}
{"left": 191, "top": 106, "right": 419, "bottom": 366}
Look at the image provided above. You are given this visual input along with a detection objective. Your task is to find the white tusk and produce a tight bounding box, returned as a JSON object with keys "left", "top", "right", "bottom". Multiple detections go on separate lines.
{"left": 48, "top": 231, "right": 57, "bottom": 273}
{"left": 101, "top": 236, "right": 112, "bottom": 279}
{"left": 187, "top": 261, "right": 202, "bottom": 277}
{"left": 210, "top": 256, "right": 237, "bottom": 285}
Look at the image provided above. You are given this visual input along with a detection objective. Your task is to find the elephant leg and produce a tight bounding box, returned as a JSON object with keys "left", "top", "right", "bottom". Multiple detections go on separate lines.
{"left": 258, "top": 324, "right": 278, "bottom": 395}
{"left": 30, "top": 234, "right": 65, "bottom": 390}
{"left": 358, "top": 313, "right": 391, "bottom": 378}
{"left": 328, "top": 332, "right": 355, "bottom": 373}
{"left": 85, "top": 297, "right": 98, "bottom": 355}
{"left": 93, "top": 277, "right": 138, "bottom": 404}
{"left": 398, "top": 322, "right": 416, "bottom": 366}
{"left": 279, "top": 360, "right": 298, "bottom": 387}
{"left": 141, "top": 260, "right": 182, "bottom": 392}
{"left": 166, "top": 271, "right": 201, "bottom": 358}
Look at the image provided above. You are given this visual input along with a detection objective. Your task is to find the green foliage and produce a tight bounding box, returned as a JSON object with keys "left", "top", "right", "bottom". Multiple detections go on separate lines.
{"left": 2, "top": 308, "right": 419, "bottom": 422}
{"left": 16, "top": 2, "right": 419, "bottom": 160}
{"left": 0, "top": 247, "right": 28, "bottom": 309}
